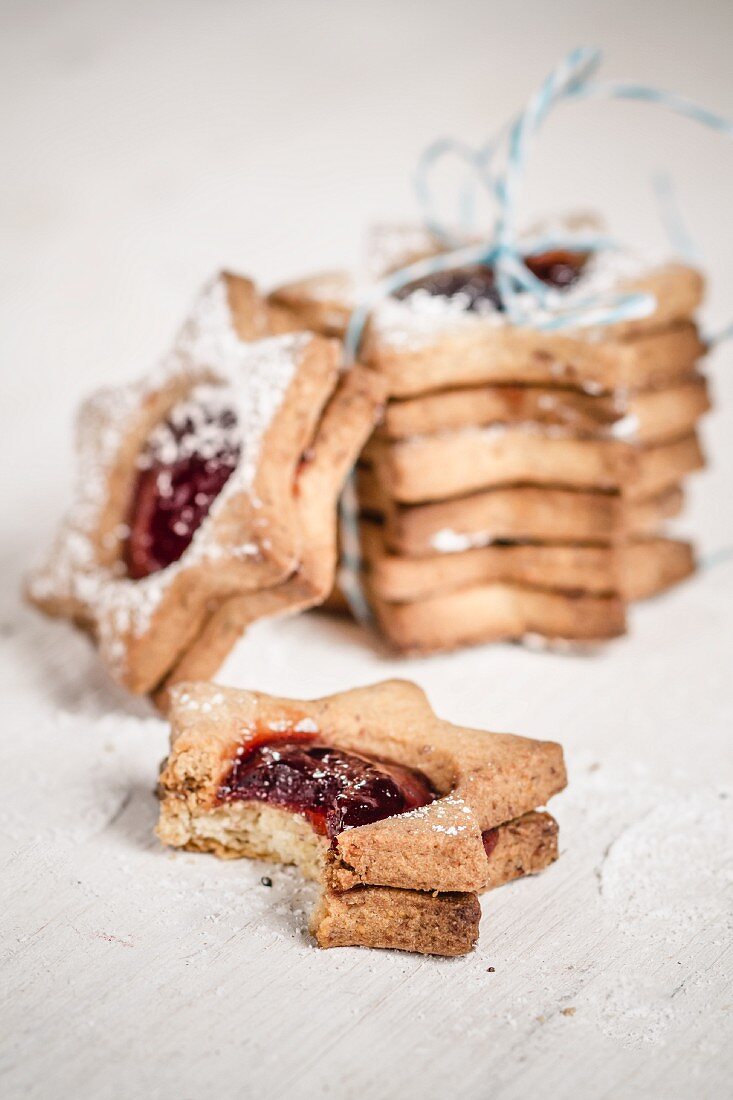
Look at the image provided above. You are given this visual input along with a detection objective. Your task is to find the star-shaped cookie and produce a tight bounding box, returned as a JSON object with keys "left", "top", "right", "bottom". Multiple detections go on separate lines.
{"left": 157, "top": 679, "right": 566, "bottom": 954}
{"left": 27, "top": 273, "right": 383, "bottom": 695}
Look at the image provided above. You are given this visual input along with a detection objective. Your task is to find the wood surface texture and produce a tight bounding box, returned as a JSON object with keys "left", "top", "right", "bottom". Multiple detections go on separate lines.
{"left": 2, "top": 3, "right": 732, "bottom": 1098}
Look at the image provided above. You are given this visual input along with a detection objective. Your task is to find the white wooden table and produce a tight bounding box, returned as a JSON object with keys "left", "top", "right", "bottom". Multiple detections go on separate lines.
{"left": 2, "top": 3, "right": 732, "bottom": 1097}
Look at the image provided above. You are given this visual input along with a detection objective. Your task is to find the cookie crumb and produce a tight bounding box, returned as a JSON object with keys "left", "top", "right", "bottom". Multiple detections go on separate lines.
{"left": 486, "top": 966, "right": 496, "bottom": 972}
{"left": 561, "top": 1006, "right": 576, "bottom": 1017}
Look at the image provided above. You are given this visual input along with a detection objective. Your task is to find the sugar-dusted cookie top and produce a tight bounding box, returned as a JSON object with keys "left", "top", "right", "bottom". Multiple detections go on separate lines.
{"left": 27, "top": 273, "right": 344, "bottom": 693}
{"left": 158, "top": 678, "right": 566, "bottom": 893}
{"left": 268, "top": 221, "right": 705, "bottom": 397}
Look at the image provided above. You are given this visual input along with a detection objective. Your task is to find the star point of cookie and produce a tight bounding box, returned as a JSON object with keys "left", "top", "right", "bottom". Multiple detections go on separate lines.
{"left": 25, "top": 271, "right": 380, "bottom": 695}
{"left": 156, "top": 679, "right": 566, "bottom": 954}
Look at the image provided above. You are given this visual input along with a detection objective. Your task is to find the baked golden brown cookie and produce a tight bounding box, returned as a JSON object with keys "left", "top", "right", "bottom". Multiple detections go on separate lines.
{"left": 364, "top": 427, "right": 705, "bottom": 504}
{"left": 364, "top": 581, "right": 626, "bottom": 653}
{"left": 267, "top": 271, "right": 355, "bottom": 338}
{"left": 360, "top": 521, "right": 695, "bottom": 603}
{"left": 270, "top": 262, "right": 704, "bottom": 395}
{"left": 359, "top": 476, "right": 684, "bottom": 555}
{"left": 154, "top": 365, "right": 385, "bottom": 710}
{"left": 379, "top": 375, "right": 710, "bottom": 446}
{"left": 272, "top": 240, "right": 708, "bottom": 657}
{"left": 26, "top": 273, "right": 382, "bottom": 695}
{"left": 156, "top": 680, "right": 566, "bottom": 955}
{"left": 362, "top": 270, "right": 704, "bottom": 398}
{"left": 310, "top": 886, "right": 482, "bottom": 956}
{"left": 312, "top": 810, "right": 559, "bottom": 954}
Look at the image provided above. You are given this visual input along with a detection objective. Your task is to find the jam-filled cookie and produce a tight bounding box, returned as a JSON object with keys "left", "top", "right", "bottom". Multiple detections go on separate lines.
{"left": 363, "top": 257, "right": 705, "bottom": 397}
{"left": 153, "top": 364, "right": 385, "bottom": 710}
{"left": 269, "top": 251, "right": 704, "bottom": 395}
{"left": 156, "top": 679, "right": 566, "bottom": 955}
{"left": 27, "top": 272, "right": 384, "bottom": 695}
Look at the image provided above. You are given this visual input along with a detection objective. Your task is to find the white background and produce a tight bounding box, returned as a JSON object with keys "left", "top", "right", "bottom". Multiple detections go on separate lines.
{"left": 2, "top": 3, "right": 732, "bottom": 1098}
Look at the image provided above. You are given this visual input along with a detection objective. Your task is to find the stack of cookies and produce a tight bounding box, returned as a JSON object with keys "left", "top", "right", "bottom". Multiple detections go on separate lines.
{"left": 270, "top": 229, "right": 710, "bottom": 653}
{"left": 156, "top": 680, "right": 566, "bottom": 956}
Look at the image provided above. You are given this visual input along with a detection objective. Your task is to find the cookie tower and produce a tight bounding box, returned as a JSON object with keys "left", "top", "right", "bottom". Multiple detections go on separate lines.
{"left": 270, "top": 228, "right": 710, "bottom": 652}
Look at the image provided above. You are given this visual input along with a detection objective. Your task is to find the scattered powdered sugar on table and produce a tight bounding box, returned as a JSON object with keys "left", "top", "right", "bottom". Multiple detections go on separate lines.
{"left": 0, "top": 707, "right": 167, "bottom": 846}
{"left": 599, "top": 793, "right": 733, "bottom": 946}
{"left": 546, "top": 757, "right": 733, "bottom": 1049}
{"left": 595, "top": 975, "right": 678, "bottom": 1046}
{"left": 3, "top": 615, "right": 732, "bottom": 1082}
{"left": 27, "top": 275, "right": 310, "bottom": 678}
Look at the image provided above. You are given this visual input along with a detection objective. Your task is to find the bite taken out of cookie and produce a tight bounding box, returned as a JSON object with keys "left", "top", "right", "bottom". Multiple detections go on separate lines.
{"left": 156, "top": 679, "right": 566, "bottom": 956}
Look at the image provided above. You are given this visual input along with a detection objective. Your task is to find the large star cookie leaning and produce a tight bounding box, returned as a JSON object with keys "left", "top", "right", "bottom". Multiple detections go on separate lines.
{"left": 27, "top": 272, "right": 384, "bottom": 696}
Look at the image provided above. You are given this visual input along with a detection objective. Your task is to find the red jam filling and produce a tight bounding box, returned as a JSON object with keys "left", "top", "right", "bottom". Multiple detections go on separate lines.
{"left": 124, "top": 402, "right": 241, "bottom": 579}
{"left": 482, "top": 827, "right": 499, "bottom": 859}
{"left": 218, "top": 733, "right": 435, "bottom": 839}
{"left": 393, "top": 249, "right": 588, "bottom": 312}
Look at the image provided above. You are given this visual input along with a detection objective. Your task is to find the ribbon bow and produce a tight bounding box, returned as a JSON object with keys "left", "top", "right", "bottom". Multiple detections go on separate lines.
{"left": 344, "top": 46, "right": 733, "bottom": 360}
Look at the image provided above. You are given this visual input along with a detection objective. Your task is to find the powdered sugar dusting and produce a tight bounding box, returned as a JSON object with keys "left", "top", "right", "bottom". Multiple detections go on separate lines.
{"left": 28, "top": 275, "right": 311, "bottom": 680}
{"left": 364, "top": 223, "right": 446, "bottom": 280}
{"left": 609, "top": 412, "right": 641, "bottom": 439}
{"left": 398, "top": 792, "right": 474, "bottom": 835}
{"left": 369, "top": 241, "right": 650, "bottom": 351}
{"left": 599, "top": 794, "right": 733, "bottom": 946}
{"left": 138, "top": 384, "right": 240, "bottom": 468}
{"left": 430, "top": 528, "right": 498, "bottom": 553}
{"left": 294, "top": 717, "right": 319, "bottom": 734}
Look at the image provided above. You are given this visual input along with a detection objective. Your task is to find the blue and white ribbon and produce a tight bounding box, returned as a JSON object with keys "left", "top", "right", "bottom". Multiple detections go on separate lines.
{"left": 340, "top": 47, "right": 733, "bottom": 623}
{"left": 345, "top": 39, "right": 733, "bottom": 360}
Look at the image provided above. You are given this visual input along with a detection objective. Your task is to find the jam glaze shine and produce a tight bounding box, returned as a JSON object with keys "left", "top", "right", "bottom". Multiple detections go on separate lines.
{"left": 217, "top": 729, "right": 436, "bottom": 840}
{"left": 393, "top": 249, "right": 589, "bottom": 313}
{"left": 481, "top": 826, "right": 500, "bottom": 859}
{"left": 124, "top": 400, "right": 241, "bottom": 580}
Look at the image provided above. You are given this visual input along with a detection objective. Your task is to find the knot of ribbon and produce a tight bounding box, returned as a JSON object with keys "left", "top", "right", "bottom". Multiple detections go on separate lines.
{"left": 344, "top": 45, "right": 733, "bottom": 361}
